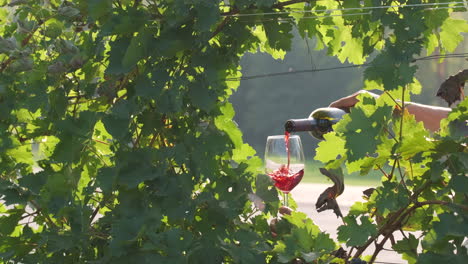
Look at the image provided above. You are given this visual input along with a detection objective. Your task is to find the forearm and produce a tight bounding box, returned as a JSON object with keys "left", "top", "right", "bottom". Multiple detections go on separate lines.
{"left": 330, "top": 90, "right": 452, "bottom": 132}
{"left": 404, "top": 102, "right": 451, "bottom": 132}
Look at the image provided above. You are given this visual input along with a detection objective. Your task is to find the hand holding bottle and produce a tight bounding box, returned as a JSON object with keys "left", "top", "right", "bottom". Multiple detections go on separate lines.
{"left": 328, "top": 90, "right": 379, "bottom": 110}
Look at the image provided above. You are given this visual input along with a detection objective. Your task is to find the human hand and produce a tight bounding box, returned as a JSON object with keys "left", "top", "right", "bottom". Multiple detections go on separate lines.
{"left": 329, "top": 90, "right": 379, "bottom": 110}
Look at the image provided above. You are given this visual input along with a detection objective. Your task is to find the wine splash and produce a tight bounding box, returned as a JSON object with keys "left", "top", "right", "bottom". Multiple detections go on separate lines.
{"left": 269, "top": 165, "right": 304, "bottom": 193}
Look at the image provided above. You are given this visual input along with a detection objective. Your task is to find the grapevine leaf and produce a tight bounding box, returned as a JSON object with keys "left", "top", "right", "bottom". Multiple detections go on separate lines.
{"left": 449, "top": 174, "right": 468, "bottom": 194}
{"left": 122, "top": 28, "right": 151, "bottom": 69}
{"left": 337, "top": 215, "right": 378, "bottom": 247}
{"left": 314, "top": 232, "right": 336, "bottom": 253}
{"left": 193, "top": 1, "right": 220, "bottom": 32}
{"left": 188, "top": 81, "right": 217, "bottom": 112}
{"left": 215, "top": 102, "right": 243, "bottom": 148}
{"left": 348, "top": 202, "right": 368, "bottom": 216}
{"left": 373, "top": 181, "right": 410, "bottom": 217}
{"left": 335, "top": 93, "right": 393, "bottom": 162}
{"left": 102, "top": 114, "right": 130, "bottom": 140}
{"left": 117, "top": 150, "right": 165, "bottom": 188}
{"left": 403, "top": 207, "right": 434, "bottom": 232}
{"left": 96, "top": 167, "right": 117, "bottom": 193}
{"left": 0, "top": 209, "right": 23, "bottom": 236}
{"left": 329, "top": 24, "right": 366, "bottom": 64}
{"left": 262, "top": 20, "right": 293, "bottom": 52}
{"left": 6, "top": 140, "right": 33, "bottom": 166}
{"left": 256, "top": 0, "right": 276, "bottom": 8}
{"left": 135, "top": 73, "right": 161, "bottom": 98}
{"left": 433, "top": 213, "right": 468, "bottom": 238}
{"left": 314, "top": 132, "right": 346, "bottom": 164}
{"left": 44, "top": 19, "right": 63, "bottom": 39}
{"left": 255, "top": 174, "right": 278, "bottom": 204}
{"left": 88, "top": 0, "right": 112, "bottom": 19}
{"left": 392, "top": 234, "right": 418, "bottom": 264}
{"left": 106, "top": 37, "right": 133, "bottom": 75}
{"left": 346, "top": 135, "right": 393, "bottom": 175}
{"left": 364, "top": 44, "right": 419, "bottom": 91}
{"left": 18, "top": 171, "right": 48, "bottom": 195}
{"left": 424, "top": 9, "right": 449, "bottom": 33}
{"left": 158, "top": 88, "right": 183, "bottom": 114}
{"left": 440, "top": 97, "right": 468, "bottom": 138}
{"left": 251, "top": 26, "right": 287, "bottom": 59}
{"left": 439, "top": 18, "right": 468, "bottom": 52}
{"left": 418, "top": 253, "right": 468, "bottom": 264}
{"left": 395, "top": 110, "right": 434, "bottom": 159}
{"left": 424, "top": 33, "right": 438, "bottom": 56}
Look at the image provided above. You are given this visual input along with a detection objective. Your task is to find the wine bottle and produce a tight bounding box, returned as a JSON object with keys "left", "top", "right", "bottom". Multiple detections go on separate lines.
{"left": 284, "top": 107, "right": 347, "bottom": 140}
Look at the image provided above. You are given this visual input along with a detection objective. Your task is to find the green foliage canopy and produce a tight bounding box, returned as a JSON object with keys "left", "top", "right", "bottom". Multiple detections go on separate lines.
{"left": 0, "top": 0, "right": 467, "bottom": 263}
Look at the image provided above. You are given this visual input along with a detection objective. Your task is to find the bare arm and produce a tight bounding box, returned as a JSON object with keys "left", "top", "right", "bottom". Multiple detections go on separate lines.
{"left": 404, "top": 103, "right": 450, "bottom": 132}
{"left": 329, "top": 90, "right": 451, "bottom": 132}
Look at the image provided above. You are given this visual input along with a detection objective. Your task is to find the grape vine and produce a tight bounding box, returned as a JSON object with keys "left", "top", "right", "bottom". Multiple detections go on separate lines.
{"left": 0, "top": 0, "right": 467, "bottom": 263}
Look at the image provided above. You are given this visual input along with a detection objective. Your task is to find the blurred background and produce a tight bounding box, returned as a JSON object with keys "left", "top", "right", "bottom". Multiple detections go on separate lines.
{"left": 231, "top": 29, "right": 468, "bottom": 184}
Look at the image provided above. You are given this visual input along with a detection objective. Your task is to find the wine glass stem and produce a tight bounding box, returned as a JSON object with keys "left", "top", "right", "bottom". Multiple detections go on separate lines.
{"left": 283, "top": 192, "right": 288, "bottom": 207}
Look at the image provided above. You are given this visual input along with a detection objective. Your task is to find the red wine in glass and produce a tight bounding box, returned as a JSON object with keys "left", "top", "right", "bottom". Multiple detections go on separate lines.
{"left": 269, "top": 165, "right": 304, "bottom": 193}
{"left": 265, "top": 132, "right": 305, "bottom": 206}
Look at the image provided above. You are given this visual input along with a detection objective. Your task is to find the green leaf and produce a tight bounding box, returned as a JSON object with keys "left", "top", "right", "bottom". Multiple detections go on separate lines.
{"left": 88, "top": 0, "right": 112, "bottom": 20}
{"left": 106, "top": 37, "right": 133, "bottom": 75}
{"left": 102, "top": 114, "right": 130, "bottom": 140}
{"left": 418, "top": 253, "right": 467, "bottom": 264}
{"left": 364, "top": 44, "right": 419, "bottom": 91}
{"left": 6, "top": 140, "right": 34, "bottom": 166}
{"left": 45, "top": 233, "right": 75, "bottom": 252}
{"left": 439, "top": 18, "right": 468, "bottom": 52}
{"left": 314, "top": 232, "right": 336, "bottom": 253}
{"left": 373, "top": 181, "right": 410, "bottom": 216}
{"left": 188, "top": 81, "right": 217, "bottom": 112}
{"left": 18, "top": 171, "right": 48, "bottom": 195}
{"left": 58, "top": 6, "right": 81, "bottom": 18}
{"left": 433, "top": 213, "right": 468, "bottom": 238}
{"left": 262, "top": 20, "right": 293, "bottom": 52}
{"left": 255, "top": 174, "right": 278, "bottom": 204}
{"left": 392, "top": 234, "right": 418, "bottom": 264}
{"left": 122, "top": 28, "right": 151, "bottom": 69}
{"left": 117, "top": 150, "right": 165, "bottom": 188}
{"left": 334, "top": 93, "right": 393, "bottom": 162}
{"left": 215, "top": 102, "right": 243, "bottom": 148}
{"left": 0, "top": 208, "right": 24, "bottom": 235}
{"left": 395, "top": 110, "right": 434, "bottom": 159}
{"left": 251, "top": 26, "right": 287, "bottom": 59}
{"left": 348, "top": 202, "right": 368, "bottom": 216}
{"left": 44, "top": 19, "right": 63, "bottom": 39}
{"left": 193, "top": 1, "right": 220, "bottom": 32}
{"left": 256, "top": 0, "right": 276, "bottom": 8}
{"left": 346, "top": 135, "right": 393, "bottom": 175}
{"left": 329, "top": 24, "right": 366, "bottom": 64}
{"left": 134, "top": 73, "right": 161, "bottom": 98}
{"left": 449, "top": 174, "right": 468, "bottom": 194}
{"left": 96, "top": 167, "right": 117, "bottom": 193}
{"left": 337, "top": 215, "right": 378, "bottom": 247}
{"left": 314, "top": 132, "right": 346, "bottom": 164}
{"left": 424, "top": 33, "right": 438, "bottom": 56}
{"left": 1, "top": 0, "right": 467, "bottom": 262}
{"left": 440, "top": 97, "right": 468, "bottom": 138}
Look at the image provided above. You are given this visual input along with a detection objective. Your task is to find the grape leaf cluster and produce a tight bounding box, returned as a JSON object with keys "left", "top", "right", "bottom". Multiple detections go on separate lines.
{"left": 0, "top": 0, "right": 467, "bottom": 263}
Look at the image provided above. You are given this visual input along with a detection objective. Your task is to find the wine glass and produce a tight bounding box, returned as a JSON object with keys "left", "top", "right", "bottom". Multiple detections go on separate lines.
{"left": 264, "top": 134, "right": 305, "bottom": 207}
